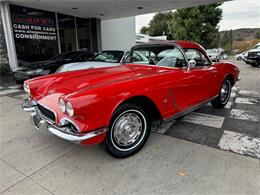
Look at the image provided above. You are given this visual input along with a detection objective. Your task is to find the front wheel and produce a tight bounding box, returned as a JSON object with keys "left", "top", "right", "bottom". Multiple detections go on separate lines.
{"left": 104, "top": 103, "right": 151, "bottom": 158}
{"left": 211, "top": 79, "right": 231, "bottom": 108}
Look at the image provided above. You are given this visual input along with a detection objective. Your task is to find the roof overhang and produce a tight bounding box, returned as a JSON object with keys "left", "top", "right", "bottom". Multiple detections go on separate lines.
{"left": 7, "top": 0, "right": 230, "bottom": 20}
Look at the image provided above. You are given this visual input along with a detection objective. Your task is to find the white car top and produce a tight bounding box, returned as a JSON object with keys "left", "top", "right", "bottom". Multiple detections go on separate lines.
{"left": 56, "top": 50, "right": 127, "bottom": 73}
{"left": 56, "top": 61, "right": 120, "bottom": 73}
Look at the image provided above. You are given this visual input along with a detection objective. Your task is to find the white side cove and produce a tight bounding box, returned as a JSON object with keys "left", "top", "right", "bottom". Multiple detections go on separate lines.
{"left": 229, "top": 109, "right": 258, "bottom": 122}
{"left": 182, "top": 112, "right": 225, "bottom": 128}
{"left": 218, "top": 131, "right": 260, "bottom": 159}
{"left": 101, "top": 16, "right": 136, "bottom": 51}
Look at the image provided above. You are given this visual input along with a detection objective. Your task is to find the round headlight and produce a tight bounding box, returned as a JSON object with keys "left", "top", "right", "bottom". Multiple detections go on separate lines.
{"left": 58, "top": 98, "right": 66, "bottom": 113}
{"left": 66, "top": 101, "right": 74, "bottom": 117}
{"left": 23, "top": 82, "right": 30, "bottom": 94}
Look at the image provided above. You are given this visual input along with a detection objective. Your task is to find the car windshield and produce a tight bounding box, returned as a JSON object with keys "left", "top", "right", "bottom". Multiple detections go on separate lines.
{"left": 124, "top": 45, "right": 187, "bottom": 68}
{"left": 89, "top": 51, "right": 124, "bottom": 63}
{"left": 252, "top": 45, "right": 260, "bottom": 49}
{"left": 50, "top": 52, "right": 80, "bottom": 61}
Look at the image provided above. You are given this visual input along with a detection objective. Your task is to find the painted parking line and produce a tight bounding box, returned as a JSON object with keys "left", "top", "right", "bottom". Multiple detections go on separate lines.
{"left": 7, "top": 85, "right": 21, "bottom": 89}
{"left": 232, "top": 86, "right": 239, "bottom": 93}
{"left": 218, "top": 130, "right": 260, "bottom": 159}
{"left": 229, "top": 109, "right": 258, "bottom": 122}
{"left": 239, "top": 90, "right": 259, "bottom": 96}
{"left": 152, "top": 120, "right": 175, "bottom": 134}
{"left": 181, "top": 112, "right": 225, "bottom": 128}
{"left": 0, "top": 89, "right": 21, "bottom": 96}
{"left": 235, "top": 97, "right": 258, "bottom": 105}
{"left": 0, "top": 86, "right": 4, "bottom": 90}
{"left": 225, "top": 101, "right": 232, "bottom": 109}
{"left": 230, "top": 91, "right": 237, "bottom": 98}
{"left": 16, "top": 94, "right": 28, "bottom": 99}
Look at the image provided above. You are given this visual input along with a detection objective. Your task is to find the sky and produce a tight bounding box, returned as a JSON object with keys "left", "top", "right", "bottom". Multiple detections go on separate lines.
{"left": 135, "top": 0, "right": 260, "bottom": 33}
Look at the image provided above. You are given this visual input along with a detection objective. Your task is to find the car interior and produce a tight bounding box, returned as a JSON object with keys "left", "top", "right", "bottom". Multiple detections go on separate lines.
{"left": 125, "top": 45, "right": 188, "bottom": 68}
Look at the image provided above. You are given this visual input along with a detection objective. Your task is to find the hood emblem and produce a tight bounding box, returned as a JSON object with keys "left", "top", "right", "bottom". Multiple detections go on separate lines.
{"left": 48, "top": 90, "right": 56, "bottom": 95}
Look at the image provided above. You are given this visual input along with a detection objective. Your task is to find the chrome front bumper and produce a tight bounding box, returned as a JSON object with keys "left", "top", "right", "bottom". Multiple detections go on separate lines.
{"left": 22, "top": 98, "right": 37, "bottom": 112}
{"left": 23, "top": 98, "right": 108, "bottom": 143}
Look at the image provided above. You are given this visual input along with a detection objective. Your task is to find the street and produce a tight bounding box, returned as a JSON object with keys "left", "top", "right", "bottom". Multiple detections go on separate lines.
{"left": 0, "top": 59, "right": 259, "bottom": 194}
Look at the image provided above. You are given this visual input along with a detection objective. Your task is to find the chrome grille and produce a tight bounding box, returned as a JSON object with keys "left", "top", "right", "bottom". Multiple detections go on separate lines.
{"left": 37, "top": 104, "right": 56, "bottom": 122}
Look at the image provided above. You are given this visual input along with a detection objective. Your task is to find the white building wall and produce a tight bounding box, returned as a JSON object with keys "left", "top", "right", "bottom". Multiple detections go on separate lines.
{"left": 101, "top": 17, "right": 135, "bottom": 51}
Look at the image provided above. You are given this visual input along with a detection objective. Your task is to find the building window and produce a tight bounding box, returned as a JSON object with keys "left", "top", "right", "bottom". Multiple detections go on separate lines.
{"left": 58, "top": 13, "right": 77, "bottom": 52}
{"left": 76, "top": 17, "right": 91, "bottom": 52}
{"left": 9, "top": 4, "right": 59, "bottom": 66}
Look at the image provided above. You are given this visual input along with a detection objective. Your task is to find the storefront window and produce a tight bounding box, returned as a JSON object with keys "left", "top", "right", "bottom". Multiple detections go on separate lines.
{"left": 58, "top": 14, "right": 77, "bottom": 52}
{"left": 9, "top": 5, "right": 59, "bottom": 66}
{"left": 76, "top": 17, "right": 91, "bottom": 52}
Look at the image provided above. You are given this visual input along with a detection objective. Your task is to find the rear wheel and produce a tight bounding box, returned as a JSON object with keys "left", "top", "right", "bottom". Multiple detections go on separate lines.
{"left": 237, "top": 56, "right": 242, "bottom": 61}
{"left": 104, "top": 103, "right": 151, "bottom": 158}
{"left": 211, "top": 79, "right": 231, "bottom": 108}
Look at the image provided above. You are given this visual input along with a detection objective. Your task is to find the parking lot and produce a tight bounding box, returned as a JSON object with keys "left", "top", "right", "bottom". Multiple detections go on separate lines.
{"left": 0, "top": 59, "right": 259, "bottom": 194}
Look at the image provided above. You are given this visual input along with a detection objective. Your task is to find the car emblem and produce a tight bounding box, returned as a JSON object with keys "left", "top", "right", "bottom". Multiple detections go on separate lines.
{"left": 48, "top": 90, "right": 55, "bottom": 95}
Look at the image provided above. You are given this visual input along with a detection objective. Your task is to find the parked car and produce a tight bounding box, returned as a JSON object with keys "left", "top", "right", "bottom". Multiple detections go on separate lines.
{"left": 22, "top": 41, "right": 240, "bottom": 158}
{"left": 206, "top": 49, "right": 220, "bottom": 62}
{"left": 246, "top": 43, "right": 260, "bottom": 67}
{"left": 56, "top": 50, "right": 126, "bottom": 73}
{"left": 13, "top": 51, "right": 94, "bottom": 84}
{"left": 235, "top": 51, "right": 248, "bottom": 61}
{"left": 221, "top": 53, "right": 228, "bottom": 60}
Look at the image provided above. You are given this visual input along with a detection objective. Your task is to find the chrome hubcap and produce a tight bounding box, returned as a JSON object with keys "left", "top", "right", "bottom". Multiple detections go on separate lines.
{"left": 220, "top": 81, "right": 230, "bottom": 103}
{"left": 113, "top": 113, "right": 143, "bottom": 147}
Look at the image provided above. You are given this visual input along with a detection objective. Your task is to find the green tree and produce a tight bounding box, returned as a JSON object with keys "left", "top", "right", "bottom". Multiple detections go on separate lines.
{"left": 168, "top": 4, "right": 222, "bottom": 48}
{"left": 139, "top": 12, "right": 173, "bottom": 39}
{"left": 220, "top": 30, "right": 233, "bottom": 54}
{"left": 255, "top": 31, "right": 260, "bottom": 39}
{"left": 140, "top": 26, "right": 150, "bottom": 35}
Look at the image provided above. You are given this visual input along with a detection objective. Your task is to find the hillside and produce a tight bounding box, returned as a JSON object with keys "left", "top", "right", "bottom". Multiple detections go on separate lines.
{"left": 220, "top": 28, "right": 260, "bottom": 53}
{"left": 220, "top": 28, "right": 260, "bottom": 41}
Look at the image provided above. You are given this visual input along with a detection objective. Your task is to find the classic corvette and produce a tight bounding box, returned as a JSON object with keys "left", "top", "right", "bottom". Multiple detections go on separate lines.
{"left": 22, "top": 41, "right": 240, "bottom": 158}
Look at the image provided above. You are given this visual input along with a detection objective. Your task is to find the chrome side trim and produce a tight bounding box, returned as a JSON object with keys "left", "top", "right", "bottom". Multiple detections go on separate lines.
{"left": 164, "top": 95, "right": 218, "bottom": 122}
{"left": 168, "top": 88, "right": 178, "bottom": 108}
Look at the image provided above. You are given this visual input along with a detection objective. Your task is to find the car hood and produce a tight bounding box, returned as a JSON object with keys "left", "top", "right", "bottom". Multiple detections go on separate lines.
{"left": 22, "top": 59, "right": 72, "bottom": 70}
{"left": 30, "top": 64, "right": 157, "bottom": 98}
{"left": 57, "top": 61, "right": 120, "bottom": 73}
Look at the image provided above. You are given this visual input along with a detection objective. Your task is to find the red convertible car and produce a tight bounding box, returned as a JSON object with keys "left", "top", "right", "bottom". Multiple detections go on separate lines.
{"left": 22, "top": 41, "right": 240, "bottom": 158}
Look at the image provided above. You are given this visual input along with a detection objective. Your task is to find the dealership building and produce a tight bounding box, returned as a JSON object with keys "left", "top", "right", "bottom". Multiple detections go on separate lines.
{"left": 0, "top": 0, "right": 223, "bottom": 72}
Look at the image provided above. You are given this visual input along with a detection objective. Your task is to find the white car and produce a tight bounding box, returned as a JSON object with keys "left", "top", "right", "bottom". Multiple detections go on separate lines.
{"left": 56, "top": 50, "right": 127, "bottom": 73}
{"left": 206, "top": 49, "right": 220, "bottom": 62}
{"left": 235, "top": 51, "right": 248, "bottom": 61}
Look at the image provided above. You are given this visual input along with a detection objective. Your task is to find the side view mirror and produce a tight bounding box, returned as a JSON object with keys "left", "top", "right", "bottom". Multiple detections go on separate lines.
{"left": 187, "top": 60, "right": 196, "bottom": 70}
